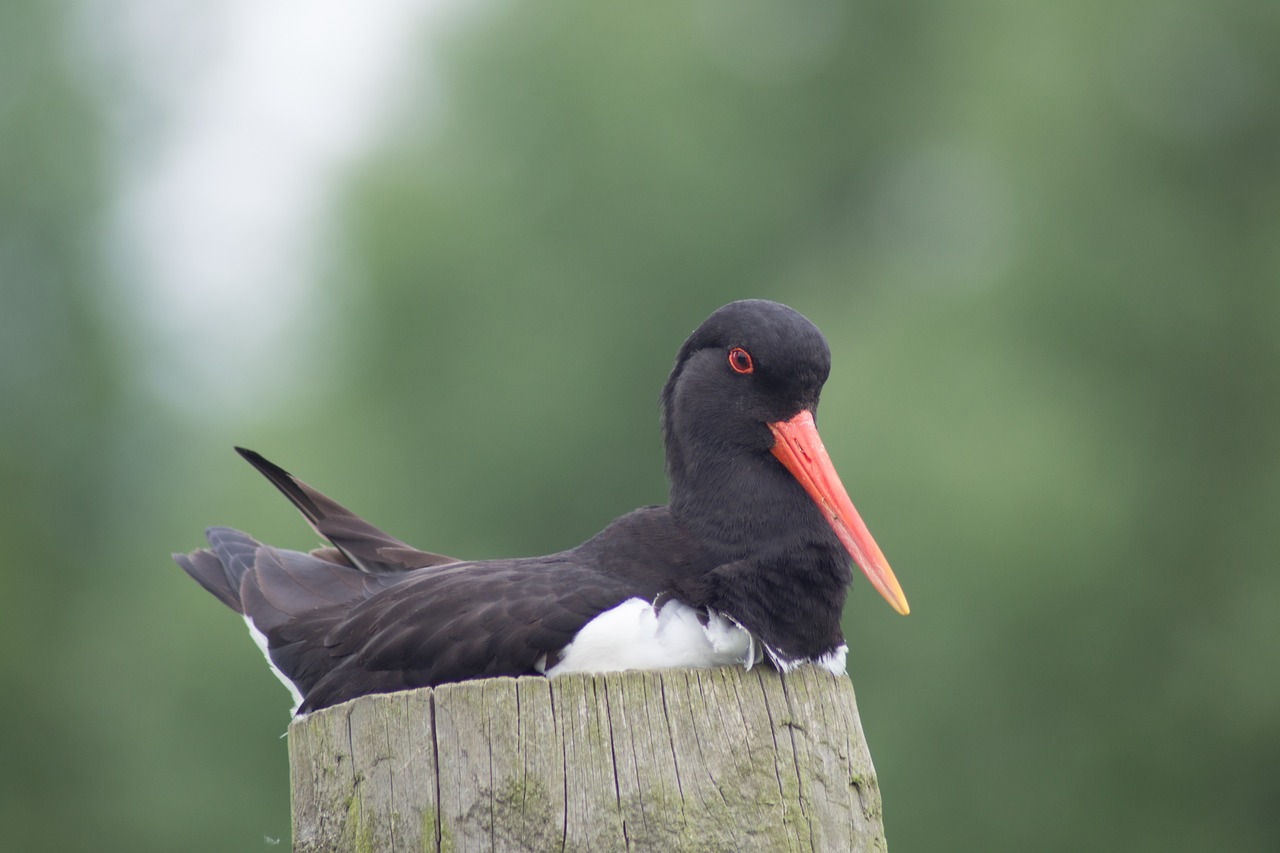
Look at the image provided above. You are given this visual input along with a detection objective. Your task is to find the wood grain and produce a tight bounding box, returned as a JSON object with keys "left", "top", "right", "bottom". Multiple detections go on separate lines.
{"left": 289, "top": 666, "right": 888, "bottom": 852}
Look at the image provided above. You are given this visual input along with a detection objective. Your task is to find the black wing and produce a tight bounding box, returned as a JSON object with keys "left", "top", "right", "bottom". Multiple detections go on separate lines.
{"left": 176, "top": 527, "right": 643, "bottom": 713}
{"left": 235, "top": 447, "right": 459, "bottom": 573}
{"left": 284, "top": 556, "right": 641, "bottom": 712}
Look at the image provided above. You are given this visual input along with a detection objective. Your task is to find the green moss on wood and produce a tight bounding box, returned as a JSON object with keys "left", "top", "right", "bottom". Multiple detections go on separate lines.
{"left": 341, "top": 790, "right": 374, "bottom": 853}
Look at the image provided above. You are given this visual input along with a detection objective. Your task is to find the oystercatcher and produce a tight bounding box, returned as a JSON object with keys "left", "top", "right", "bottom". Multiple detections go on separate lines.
{"left": 175, "top": 300, "right": 908, "bottom": 714}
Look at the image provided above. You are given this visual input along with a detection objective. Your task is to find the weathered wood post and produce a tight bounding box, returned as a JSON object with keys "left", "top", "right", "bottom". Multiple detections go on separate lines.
{"left": 289, "top": 666, "right": 888, "bottom": 852}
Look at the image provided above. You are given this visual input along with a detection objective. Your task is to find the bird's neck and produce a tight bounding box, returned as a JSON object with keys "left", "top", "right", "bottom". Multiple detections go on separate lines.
{"left": 668, "top": 450, "right": 840, "bottom": 563}
{"left": 669, "top": 451, "right": 853, "bottom": 662}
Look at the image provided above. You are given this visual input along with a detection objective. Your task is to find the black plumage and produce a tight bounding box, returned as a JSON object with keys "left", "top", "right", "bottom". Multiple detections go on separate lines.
{"left": 175, "top": 300, "right": 907, "bottom": 713}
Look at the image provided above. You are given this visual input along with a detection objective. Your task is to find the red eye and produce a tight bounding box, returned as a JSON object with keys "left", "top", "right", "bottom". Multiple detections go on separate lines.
{"left": 728, "top": 347, "right": 754, "bottom": 374}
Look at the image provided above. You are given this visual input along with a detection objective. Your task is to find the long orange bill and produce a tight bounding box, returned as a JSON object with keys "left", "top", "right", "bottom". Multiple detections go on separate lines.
{"left": 768, "top": 409, "right": 910, "bottom": 615}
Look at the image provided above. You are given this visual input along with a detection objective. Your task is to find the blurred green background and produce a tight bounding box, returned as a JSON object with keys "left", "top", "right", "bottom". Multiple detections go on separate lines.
{"left": 3, "top": 1, "right": 1277, "bottom": 850}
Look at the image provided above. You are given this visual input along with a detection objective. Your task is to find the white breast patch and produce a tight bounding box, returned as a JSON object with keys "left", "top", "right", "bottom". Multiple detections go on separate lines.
{"left": 541, "top": 597, "right": 763, "bottom": 677}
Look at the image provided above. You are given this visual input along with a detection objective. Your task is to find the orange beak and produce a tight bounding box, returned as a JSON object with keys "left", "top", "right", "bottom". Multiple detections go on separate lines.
{"left": 768, "top": 409, "right": 910, "bottom": 615}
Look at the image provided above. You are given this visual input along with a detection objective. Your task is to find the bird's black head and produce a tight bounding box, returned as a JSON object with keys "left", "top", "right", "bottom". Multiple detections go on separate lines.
{"left": 660, "top": 299, "right": 909, "bottom": 616}
{"left": 661, "top": 299, "right": 831, "bottom": 485}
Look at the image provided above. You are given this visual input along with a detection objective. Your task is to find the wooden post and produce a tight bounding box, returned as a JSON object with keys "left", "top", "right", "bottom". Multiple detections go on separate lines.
{"left": 289, "top": 666, "right": 888, "bottom": 852}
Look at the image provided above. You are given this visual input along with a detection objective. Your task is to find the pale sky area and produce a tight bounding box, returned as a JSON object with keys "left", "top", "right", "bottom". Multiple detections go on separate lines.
{"left": 83, "top": 0, "right": 472, "bottom": 420}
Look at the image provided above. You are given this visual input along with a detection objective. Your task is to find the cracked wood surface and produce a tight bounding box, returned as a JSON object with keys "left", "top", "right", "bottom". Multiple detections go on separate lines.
{"left": 289, "top": 666, "right": 888, "bottom": 852}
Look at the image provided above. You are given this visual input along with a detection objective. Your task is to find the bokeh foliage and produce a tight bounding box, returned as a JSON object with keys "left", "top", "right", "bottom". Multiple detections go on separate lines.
{"left": 2, "top": 1, "right": 1277, "bottom": 850}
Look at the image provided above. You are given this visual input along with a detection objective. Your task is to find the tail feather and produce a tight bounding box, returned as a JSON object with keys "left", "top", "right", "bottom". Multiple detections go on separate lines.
{"left": 234, "top": 447, "right": 459, "bottom": 574}
{"left": 174, "top": 447, "right": 479, "bottom": 712}
{"left": 207, "top": 525, "right": 260, "bottom": 582}
{"left": 173, "top": 544, "right": 245, "bottom": 612}
{"left": 175, "top": 525, "right": 409, "bottom": 710}
{"left": 175, "top": 526, "right": 405, "bottom": 630}
{"left": 173, "top": 526, "right": 275, "bottom": 614}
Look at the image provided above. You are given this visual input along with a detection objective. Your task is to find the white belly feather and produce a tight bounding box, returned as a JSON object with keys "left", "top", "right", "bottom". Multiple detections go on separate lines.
{"left": 541, "top": 597, "right": 764, "bottom": 676}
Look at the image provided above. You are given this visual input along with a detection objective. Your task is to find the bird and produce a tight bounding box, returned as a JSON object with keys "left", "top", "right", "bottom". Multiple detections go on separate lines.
{"left": 174, "top": 299, "right": 909, "bottom": 715}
